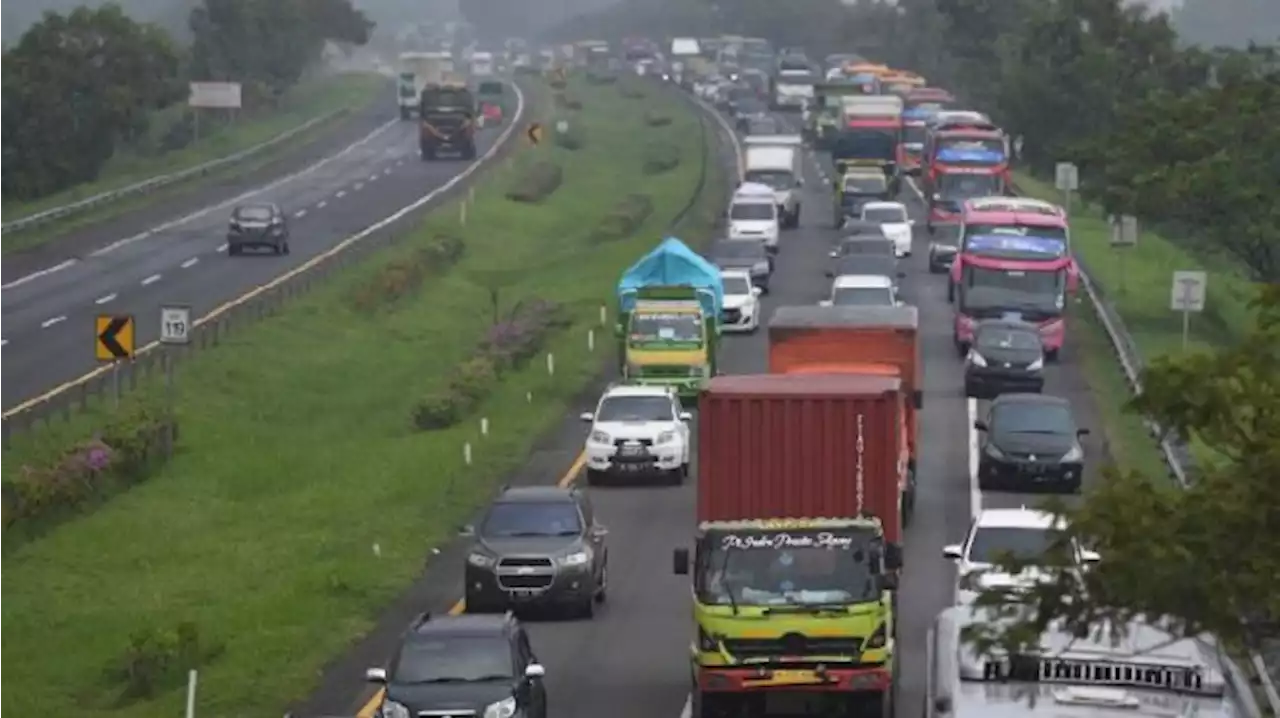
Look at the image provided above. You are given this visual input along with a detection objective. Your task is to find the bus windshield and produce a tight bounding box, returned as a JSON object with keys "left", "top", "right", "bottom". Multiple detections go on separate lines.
{"left": 962, "top": 229, "right": 1067, "bottom": 258}
{"left": 960, "top": 266, "right": 1065, "bottom": 321}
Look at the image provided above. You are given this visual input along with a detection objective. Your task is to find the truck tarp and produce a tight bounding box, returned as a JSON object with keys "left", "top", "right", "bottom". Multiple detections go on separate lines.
{"left": 617, "top": 237, "right": 723, "bottom": 316}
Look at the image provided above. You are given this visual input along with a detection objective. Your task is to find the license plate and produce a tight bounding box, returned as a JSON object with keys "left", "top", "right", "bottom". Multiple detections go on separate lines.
{"left": 509, "top": 589, "right": 538, "bottom": 599}
{"left": 764, "top": 690, "right": 819, "bottom": 713}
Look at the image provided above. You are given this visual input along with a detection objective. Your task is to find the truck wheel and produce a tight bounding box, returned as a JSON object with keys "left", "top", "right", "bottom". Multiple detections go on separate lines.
{"left": 462, "top": 143, "right": 478, "bottom": 160}
{"left": 399, "top": 108, "right": 411, "bottom": 121}
{"left": 585, "top": 468, "right": 605, "bottom": 486}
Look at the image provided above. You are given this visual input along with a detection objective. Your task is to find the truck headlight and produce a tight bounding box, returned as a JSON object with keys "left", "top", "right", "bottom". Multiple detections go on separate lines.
{"left": 590, "top": 429, "right": 611, "bottom": 444}
{"left": 483, "top": 697, "right": 517, "bottom": 718}
{"left": 558, "top": 550, "right": 590, "bottom": 567}
{"left": 864, "top": 622, "right": 888, "bottom": 649}
{"left": 467, "top": 552, "right": 496, "bottom": 568}
{"left": 379, "top": 700, "right": 411, "bottom": 718}
{"left": 656, "top": 430, "right": 676, "bottom": 444}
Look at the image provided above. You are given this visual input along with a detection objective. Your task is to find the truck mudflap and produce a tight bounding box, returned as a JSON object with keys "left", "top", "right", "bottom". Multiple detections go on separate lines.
{"left": 695, "top": 664, "right": 892, "bottom": 693}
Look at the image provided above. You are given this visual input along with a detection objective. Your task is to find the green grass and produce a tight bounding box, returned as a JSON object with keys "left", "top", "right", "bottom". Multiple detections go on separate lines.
{"left": 0, "top": 77, "right": 720, "bottom": 718}
{"left": 2, "top": 73, "right": 387, "bottom": 254}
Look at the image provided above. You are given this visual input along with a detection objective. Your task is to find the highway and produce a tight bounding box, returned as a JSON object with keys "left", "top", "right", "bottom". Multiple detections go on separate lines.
{"left": 305, "top": 97, "right": 1109, "bottom": 718}
{"left": 0, "top": 100, "right": 516, "bottom": 410}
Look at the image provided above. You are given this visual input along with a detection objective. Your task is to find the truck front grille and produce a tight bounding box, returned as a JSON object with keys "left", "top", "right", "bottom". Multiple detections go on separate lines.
{"left": 723, "top": 635, "right": 864, "bottom": 659}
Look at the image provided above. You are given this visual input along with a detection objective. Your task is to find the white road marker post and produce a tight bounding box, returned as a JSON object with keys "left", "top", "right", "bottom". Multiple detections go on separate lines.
{"left": 546, "top": 353, "right": 555, "bottom": 376}
{"left": 185, "top": 669, "right": 198, "bottom": 718}
{"left": 480, "top": 417, "right": 489, "bottom": 436}
{"left": 463, "top": 442, "right": 473, "bottom": 466}
{"left": 588, "top": 329, "right": 595, "bottom": 352}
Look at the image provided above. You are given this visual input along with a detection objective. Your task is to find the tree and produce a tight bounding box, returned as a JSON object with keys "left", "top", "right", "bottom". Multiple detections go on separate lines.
{"left": 967, "top": 286, "right": 1280, "bottom": 657}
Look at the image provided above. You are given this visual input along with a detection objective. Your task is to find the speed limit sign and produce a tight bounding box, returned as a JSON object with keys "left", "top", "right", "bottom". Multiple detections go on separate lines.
{"left": 160, "top": 305, "right": 191, "bottom": 345}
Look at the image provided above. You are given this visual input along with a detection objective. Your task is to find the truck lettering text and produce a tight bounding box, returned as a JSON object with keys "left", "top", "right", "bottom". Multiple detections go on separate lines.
{"left": 720, "top": 532, "right": 856, "bottom": 551}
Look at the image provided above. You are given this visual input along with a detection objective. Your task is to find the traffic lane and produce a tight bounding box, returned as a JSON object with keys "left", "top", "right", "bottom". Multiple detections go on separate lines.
{"left": 1, "top": 129, "right": 506, "bottom": 408}
{"left": 0, "top": 83, "right": 398, "bottom": 283}
{"left": 0, "top": 120, "right": 417, "bottom": 330}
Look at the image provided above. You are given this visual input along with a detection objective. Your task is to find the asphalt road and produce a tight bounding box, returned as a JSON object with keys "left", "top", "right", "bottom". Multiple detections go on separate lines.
{"left": 0, "top": 112, "right": 512, "bottom": 410}
{"left": 309, "top": 97, "right": 1110, "bottom": 718}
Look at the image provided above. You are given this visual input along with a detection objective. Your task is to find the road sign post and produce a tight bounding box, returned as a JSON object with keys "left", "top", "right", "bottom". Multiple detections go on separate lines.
{"left": 1109, "top": 215, "right": 1139, "bottom": 296}
{"left": 160, "top": 306, "right": 191, "bottom": 457}
{"left": 1169, "top": 271, "right": 1207, "bottom": 351}
{"left": 1054, "top": 162, "right": 1079, "bottom": 218}
{"left": 97, "top": 315, "right": 135, "bottom": 409}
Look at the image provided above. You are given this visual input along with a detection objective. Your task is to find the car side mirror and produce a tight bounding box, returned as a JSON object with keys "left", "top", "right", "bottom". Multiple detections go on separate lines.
{"left": 525, "top": 663, "right": 546, "bottom": 679}
{"left": 591, "top": 525, "right": 609, "bottom": 537}
{"left": 751, "top": 286, "right": 762, "bottom": 297}
{"left": 366, "top": 667, "right": 388, "bottom": 683}
{"left": 579, "top": 412, "right": 595, "bottom": 422}
{"left": 818, "top": 299, "right": 833, "bottom": 307}
{"left": 884, "top": 542, "right": 903, "bottom": 570}
{"left": 1080, "top": 549, "right": 1101, "bottom": 563}
{"left": 673, "top": 548, "right": 690, "bottom": 575}
{"left": 932, "top": 193, "right": 942, "bottom": 202}
{"left": 908, "top": 219, "right": 916, "bottom": 226}
{"left": 942, "top": 543, "right": 963, "bottom": 560}
{"left": 973, "top": 420, "right": 988, "bottom": 432}
{"left": 679, "top": 411, "right": 693, "bottom": 421}
{"left": 458, "top": 524, "right": 476, "bottom": 537}
{"left": 1077, "top": 428, "right": 1091, "bottom": 436}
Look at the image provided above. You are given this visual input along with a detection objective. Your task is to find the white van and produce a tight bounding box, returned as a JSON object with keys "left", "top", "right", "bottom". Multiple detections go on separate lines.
{"left": 743, "top": 135, "right": 804, "bottom": 229}
{"left": 728, "top": 182, "right": 781, "bottom": 252}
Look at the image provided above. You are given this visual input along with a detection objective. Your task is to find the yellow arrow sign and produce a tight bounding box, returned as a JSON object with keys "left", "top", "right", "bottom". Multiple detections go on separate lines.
{"left": 527, "top": 122, "right": 543, "bottom": 145}
{"left": 96, "top": 315, "right": 135, "bottom": 361}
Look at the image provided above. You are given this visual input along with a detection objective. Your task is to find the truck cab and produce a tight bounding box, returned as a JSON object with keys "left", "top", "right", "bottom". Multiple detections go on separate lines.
{"left": 418, "top": 83, "right": 477, "bottom": 160}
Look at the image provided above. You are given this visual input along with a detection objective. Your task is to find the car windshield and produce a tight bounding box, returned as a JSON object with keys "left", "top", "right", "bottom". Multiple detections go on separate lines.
{"left": 843, "top": 176, "right": 886, "bottom": 194}
{"left": 968, "top": 527, "right": 1065, "bottom": 564}
{"left": 481, "top": 501, "right": 581, "bottom": 537}
{"left": 863, "top": 207, "right": 906, "bottom": 223}
{"left": 722, "top": 275, "right": 753, "bottom": 295}
{"left": 730, "top": 202, "right": 775, "bottom": 221}
{"left": 393, "top": 636, "right": 513, "bottom": 684}
{"left": 711, "top": 240, "right": 763, "bottom": 259}
{"left": 697, "top": 530, "right": 879, "bottom": 605}
{"left": 991, "top": 402, "right": 1075, "bottom": 436}
{"left": 596, "top": 395, "right": 673, "bottom": 422}
{"left": 744, "top": 169, "right": 793, "bottom": 190}
{"left": 975, "top": 327, "right": 1042, "bottom": 352}
{"left": 235, "top": 206, "right": 273, "bottom": 221}
{"left": 628, "top": 311, "right": 704, "bottom": 345}
{"left": 746, "top": 119, "right": 780, "bottom": 134}
{"left": 938, "top": 173, "right": 1003, "bottom": 198}
{"left": 832, "top": 286, "right": 893, "bottom": 306}
{"left": 839, "top": 240, "right": 894, "bottom": 257}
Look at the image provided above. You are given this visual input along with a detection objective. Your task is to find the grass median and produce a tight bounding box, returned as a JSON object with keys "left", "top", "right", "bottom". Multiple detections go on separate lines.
{"left": 1, "top": 76, "right": 722, "bottom": 718}
{"left": 2, "top": 73, "right": 387, "bottom": 255}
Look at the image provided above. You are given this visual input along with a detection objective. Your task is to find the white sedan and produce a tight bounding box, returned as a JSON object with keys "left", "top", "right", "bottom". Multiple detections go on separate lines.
{"left": 719, "top": 269, "right": 762, "bottom": 332}
{"left": 861, "top": 201, "right": 914, "bottom": 257}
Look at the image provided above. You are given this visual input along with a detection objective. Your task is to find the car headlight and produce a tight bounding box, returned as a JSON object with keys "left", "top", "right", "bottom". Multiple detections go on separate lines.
{"left": 467, "top": 552, "right": 496, "bottom": 568}
{"left": 589, "top": 429, "right": 611, "bottom": 444}
{"left": 967, "top": 351, "right": 988, "bottom": 367}
{"left": 558, "top": 550, "right": 590, "bottom": 567}
{"left": 985, "top": 443, "right": 1005, "bottom": 459}
{"left": 483, "top": 697, "right": 518, "bottom": 718}
{"left": 1027, "top": 357, "right": 1044, "bottom": 371}
{"left": 1061, "top": 444, "right": 1083, "bottom": 462}
{"left": 656, "top": 430, "right": 677, "bottom": 444}
{"left": 379, "top": 700, "right": 411, "bottom": 718}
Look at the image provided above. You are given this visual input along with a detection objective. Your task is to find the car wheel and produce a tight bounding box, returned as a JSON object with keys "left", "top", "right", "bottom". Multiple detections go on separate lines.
{"left": 228, "top": 245, "right": 240, "bottom": 256}
{"left": 954, "top": 339, "right": 968, "bottom": 358}
{"left": 575, "top": 595, "right": 595, "bottom": 619}
{"left": 964, "top": 380, "right": 976, "bottom": 398}
{"left": 282, "top": 241, "right": 291, "bottom": 255}
{"left": 667, "top": 467, "right": 684, "bottom": 486}
{"left": 594, "top": 563, "right": 608, "bottom": 604}
{"left": 585, "top": 468, "right": 605, "bottom": 486}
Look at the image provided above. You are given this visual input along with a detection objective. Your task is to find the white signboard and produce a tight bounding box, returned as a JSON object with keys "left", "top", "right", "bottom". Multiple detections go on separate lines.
{"left": 188, "top": 81, "right": 242, "bottom": 109}
{"left": 1170, "top": 271, "right": 1207, "bottom": 313}
{"left": 1054, "top": 162, "right": 1079, "bottom": 192}
{"left": 1110, "top": 214, "right": 1138, "bottom": 247}
{"left": 160, "top": 305, "right": 192, "bottom": 345}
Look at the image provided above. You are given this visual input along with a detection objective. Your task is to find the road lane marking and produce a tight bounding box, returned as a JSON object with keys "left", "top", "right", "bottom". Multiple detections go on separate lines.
{"left": 354, "top": 182, "right": 365, "bottom": 191}
{"left": 369, "top": 173, "right": 380, "bottom": 181}
{"left": 383, "top": 168, "right": 393, "bottom": 175}
{"left": 317, "top": 200, "right": 328, "bottom": 209}
{"left": 4, "top": 83, "right": 525, "bottom": 418}
{"left": 180, "top": 257, "right": 199, "bottom": 269}
{"left": 95, "top": 293, "right": 117, "bottom": 305}
{"left": 355, "top": 449, "right": 587, "bottom": 718}
{"left": 141, "top": 274, "right": 162, "bottom": 286}
{"left": 216, "top": 243, "right": 228, "bottom": 253}
{"left": 335, "top": 190, "right": 347, "bottom": 198}
{"left": 41, "top": 316, "right": 67, "bottom": 329}
{"left": 1, "top": 339, "right": 7, "bottom": 347}
{"left": 1, "top": 259, "right": 78, "bottom": 291}
{"left": 294, "top": 209, "right": 307, "bottom": 218}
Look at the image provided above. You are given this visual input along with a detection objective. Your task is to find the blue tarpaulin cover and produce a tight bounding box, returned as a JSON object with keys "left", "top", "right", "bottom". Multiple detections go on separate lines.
{"left": 617, "top": 237, "right": 724, "bottom": 316}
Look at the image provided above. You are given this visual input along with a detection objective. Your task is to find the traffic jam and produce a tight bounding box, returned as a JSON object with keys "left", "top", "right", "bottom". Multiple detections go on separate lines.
{"left": 359, "top": 37, "right": 1239, "bottom": 718}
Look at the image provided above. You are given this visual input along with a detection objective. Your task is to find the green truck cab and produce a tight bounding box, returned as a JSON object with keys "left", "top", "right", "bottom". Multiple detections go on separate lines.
{"left": 807, "top": 82, "right": 868, "bottom": 150}
{"left": 614, "top": 238, "right": 724, "bottom": 401}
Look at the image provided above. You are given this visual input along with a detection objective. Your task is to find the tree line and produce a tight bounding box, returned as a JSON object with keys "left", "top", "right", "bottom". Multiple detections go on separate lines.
{"left": 2, "top": 0, "right": 373, "bottom": 202}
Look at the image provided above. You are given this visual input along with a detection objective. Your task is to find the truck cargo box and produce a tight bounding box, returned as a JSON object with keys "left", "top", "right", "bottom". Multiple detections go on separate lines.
{"left": 697, "top": 373, "right": 904, "bottom": 541}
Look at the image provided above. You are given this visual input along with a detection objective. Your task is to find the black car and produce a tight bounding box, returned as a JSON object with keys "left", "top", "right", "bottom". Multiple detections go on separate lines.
{"left": 964, "top": 320, "right": 1045, "bottom": 398}
{"left": 707, "top": 238, "right": 772, "bottom": 291}
{"left": 365, "top": 612, "right": 548, "bottom": 718}
{"left": 928, "top": 241, "right": 958, "bottom": 273}
{"left": 839, "top": 218, "right": 890, "bottom": 238}
{"left": 825, "top": 251, "right": 903, "bottom": 287}
{"left": 974, "top": 394, "right": 1089, "bottom": 493}
{"left": 462, "top": 486, "right": 608, "bottom": 617}
{"left": 829, "top": 236, "right": 896, "bottom": 261}
{"left": 742, "top": 115, "right": 783, "bottom": 136}
{"left": 227, "top": 202, "right": 290, "bottom": 255}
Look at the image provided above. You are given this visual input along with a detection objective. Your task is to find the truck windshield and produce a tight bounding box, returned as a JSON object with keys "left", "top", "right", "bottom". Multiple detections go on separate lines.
{"left": 743, "top": 169, "right": 793, "bottom": 190}
{"left": 696, "top": 530, "right": 879, "bottom": 606}
{"left": 833, "top": 131, "right": 896, "bottom": 161}
{"left": 629, "top": 311, "right": 704, "bottom": 347}
{"left": 938, "top": 173, "right": 1003, "bottom": 199}
{"left": 960, "top": 267, "right": 1066, "bottom": 320}
{"left": 842, "top": 176, "right": 887, "bottom": 195}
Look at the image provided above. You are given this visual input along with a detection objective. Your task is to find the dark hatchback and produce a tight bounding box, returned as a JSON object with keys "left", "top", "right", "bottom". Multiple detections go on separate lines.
{"left": 366, "top": 612, "right": 548, "bottom": 718}
{"left": 825, "top": 253, "right": 904, "bottom": 288}
{"left": 964, "top": 320, "right": 1045, "bottom": 398}
{"left": 462, "top": 486, "right": 609, "bottom": 618}
{"left": 974, "top": 394, "right": 1089, "bottom": 493}
{"left": 706, "top": 238, "right": 772, "bottom": 291}
{"left": 227, "top": 202, "right": 289, "bottom": 255}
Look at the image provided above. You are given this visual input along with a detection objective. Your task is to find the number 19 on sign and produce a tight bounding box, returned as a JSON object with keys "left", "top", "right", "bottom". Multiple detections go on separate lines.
{"left": 160, "top": 306, "right": 191, "bottom": 345}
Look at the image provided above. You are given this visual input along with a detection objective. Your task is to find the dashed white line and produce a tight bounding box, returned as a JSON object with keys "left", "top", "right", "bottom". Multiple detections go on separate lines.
{"left": 369, "top": 173, "right": 380, "bottom": 181}
{"left": 41, "top": 315, "right": 67, "bottom": 329}
{"left": 217, "top": 243, "right": 228, "bottom": 253}
{"left": 294, "top": 209, "right": 307, "bottom": 218}
{"left": 180, "top": 257, "right": 200, "bottom": 269}
{"left": 317, "top": 200, "right": 328, "bottom": 209}
{"left": 396, "top": 159, "right": 405, "bottom": 166}
{"left": 1, "top": 339, "right": 7, "bottom": 347}
{"left": 354, "top": 182, "right": 364, "bottom": 191}
{"left": 335, "top": 190, "right": 347, "bottom": 198}
{"left": 95, "top": 293, "right": 117, "bottom": 305}
{"left": 141, "top": 274, "right": 162, "bottom": 286}
{"left": 383, "top": 168, "right": 393, "bottom": 175}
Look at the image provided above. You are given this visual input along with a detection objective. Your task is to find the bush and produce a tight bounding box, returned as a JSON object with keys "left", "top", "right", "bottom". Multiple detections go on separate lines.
{"left": 644, "top": 111, "right": 672, "bottom": 127}
{"left": 589, "top": 194, "right": 654, "bottom": 244}
{"left": 553, "top": 92, "right": 583, "bottom": 111}
{"left": 3, "top": 402, "right": 176, "bottom": 532}
{"left": 411, "top": 300, "right": 571, "bottom": 431}
{"left": 553, "top": 121, "right": 586, "bottom": 151}
{"left": 106, "top": 621, "right": 224, "bottom": 703}
{"left": 348, "top": 233, "right": 465, "bottom": 312}
{"left": 548, "top": 79, "right": 568, "bottom": 90}
{"left": 619, "top": 81, "right": 647, "bottom": 99}
{"left": 642, "top": 142, "right": 681, "bottom": 175}
{"left": 505, "top": 162, "right": 563, "bottom": 203}
{"left": 586, "top": 71, "right": 617, "bottom": 85}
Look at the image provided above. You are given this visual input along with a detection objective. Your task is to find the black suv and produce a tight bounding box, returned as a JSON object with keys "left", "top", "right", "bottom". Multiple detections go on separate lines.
{"left": 974, "top": 394, "right": 1089, "bottom": 493}
{"left": 462, "top": 486, "right": 608, "bottom": 618}
{"left": 227, "top": 202, "right": 290, "bottom": 255}
{"left": 365, "top": 612, "right": 548, "bottom": 718}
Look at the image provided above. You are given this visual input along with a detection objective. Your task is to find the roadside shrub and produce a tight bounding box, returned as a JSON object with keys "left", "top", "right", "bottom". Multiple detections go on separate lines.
{"left": 3, "top": 401, "right": 176, "bottom": 532}
{"left": 552, "top": 92, "right": 583, "bottom": 111}
{"left": 348, "top": 233, "right": 465, "bottom": 312}
{"left": 411, "top": 300, "right": 571, "bottom": 431}
{"left": 105, "top": 621, "right": 224, "bottom": 703}
{"left": 619, "top": 81, "right": 647, "bottom": 99}
{"left": 548, "top": 78, "right": 568, "bottom": 90}
{"left": 505, "top": 162, "right": 563, "bottom": 203}
{"left": 644, "top": 111, "right": 672, "bottom": 127}
{"left": 553, "top": 122, "right": 586, "bottom": 151}
{"left": 589, "top": 194, "right": 654, "bottom": 244}
{"left": 642, "top": 142, "right": 681, "bottom": 175}
{"left": 586, "top": 71, "right": 617, "bottom": 85}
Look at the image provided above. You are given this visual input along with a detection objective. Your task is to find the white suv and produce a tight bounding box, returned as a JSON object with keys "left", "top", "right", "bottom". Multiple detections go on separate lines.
{"left": 580, "top": 385, "right": 692, "bottom": 486}
{"left": 943, "top": 507, "right": 1099, "bottom": 605}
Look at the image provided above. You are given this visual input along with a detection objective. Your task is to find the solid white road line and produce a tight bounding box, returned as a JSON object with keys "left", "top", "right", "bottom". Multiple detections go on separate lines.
{"left": 141, "top": 274, "right": 162, "bottom": 286}
{"left": 967, "top": 398, "right": 982, "bottom": 518}
{"left": 95, "top": 293, "right": 117, "bottom": 305}
{"left": 41, "top": 316, "right": 67, "bottom": 329}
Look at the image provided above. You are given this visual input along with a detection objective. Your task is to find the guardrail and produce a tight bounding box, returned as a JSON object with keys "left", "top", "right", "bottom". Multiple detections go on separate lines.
{"left": 2, "top": 109, "right": 350, "bottom": 234}
{"left": 1010, "top": 181, "right": 1280, "bottom": 717}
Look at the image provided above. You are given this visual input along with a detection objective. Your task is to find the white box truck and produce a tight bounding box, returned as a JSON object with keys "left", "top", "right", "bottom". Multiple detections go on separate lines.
{"left": 743, "top": 135, "right": 805, "bottom": 229}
